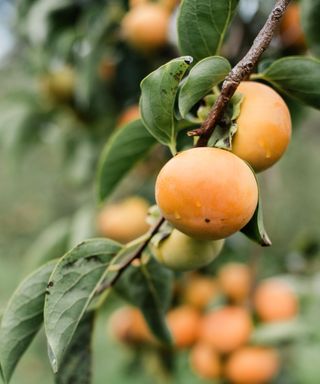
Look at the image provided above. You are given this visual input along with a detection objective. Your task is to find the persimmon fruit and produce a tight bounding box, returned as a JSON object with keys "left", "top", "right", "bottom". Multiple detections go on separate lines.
{"left": 199, "top": 306, "right": 252, "bottom": 354}
{"left": 218, "top": 262, "right": 252, "bottom": 303}
{"left": 40, "top": 66, "right": 75, "bottom": 103}
{"left": 97, "top": 196, "right": 149, "bottom": 244}
{"left": 232, "top": 81, "right": 292, "bottom": 172}
{"left": 183, "top": 275, "right": 219, "bottom": 310}
{"left": 166, "top": 306, "right": 201, "bottom": 349}
{"left": 108, "top": 306, "right": 155, "bottom": 345}
{"left": 121, "top": 4, "right": 169, "bottom": 51}
{"left": 155, "top": 147, "right": 258, "bottom": 241}
{"left": 253, "top": 279, "right": 298, "bottom": 322}
{"left": 280, "top": 2, "right": 305, "bottom": 49}
{"left": 225, "top": 346, "right": 280, "bottom": 384}
{"left": 190, "top": 343, "right": 221, "bottom": 380}
{"left": 152, "top": 229, "right": 224, "bottom": 271}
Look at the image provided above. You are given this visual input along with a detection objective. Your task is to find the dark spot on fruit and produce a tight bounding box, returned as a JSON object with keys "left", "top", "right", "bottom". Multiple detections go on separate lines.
{"left": 205, "top": 218, "right": 211, "bottom": 223}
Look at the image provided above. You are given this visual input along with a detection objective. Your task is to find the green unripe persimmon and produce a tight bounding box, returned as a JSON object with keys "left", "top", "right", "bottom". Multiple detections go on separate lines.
{"left": 152, "top": 229, "right": 224, "bottom": 271}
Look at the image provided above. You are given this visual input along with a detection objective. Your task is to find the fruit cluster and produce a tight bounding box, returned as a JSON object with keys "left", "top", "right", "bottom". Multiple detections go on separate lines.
{"left": 109, "top": 263, "right": 298, "bottom": 383}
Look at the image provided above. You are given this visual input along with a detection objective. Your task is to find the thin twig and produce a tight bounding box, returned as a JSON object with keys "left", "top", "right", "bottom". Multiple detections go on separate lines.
{"left": 189, "top": 0, "right": 291, "bottom": 147}
{"left": 96, "top": 0, "right": 291, "bottom": 295}
{"left": 95, "top": 217, "right": 165, "bottom": 294}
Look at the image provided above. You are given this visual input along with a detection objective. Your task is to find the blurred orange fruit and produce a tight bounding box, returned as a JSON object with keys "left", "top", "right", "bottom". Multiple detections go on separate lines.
{"left": 218, "top": 262, "right": 252, "bottom": 303}
{"left": 122, "top": 4, "right": 169, "bottom": 51}
{"left": 183, "top": 275, "right": 219, "bottom": 310}
{"left": 190, "top": 343, "right": 221, "bottom": 380}
{"left": 280, "top": 3, "right": 305, "bottom": 48}
{"left": 108, "top": 306, "right": 155, "bottom": 345}
{"left": 97, "top": 196, "right": 149, "bottom": 244}
{"left": 199, "top": 306, "right": 252, "bottom": 354}
{"left": 167, "top": 306, "right": 201, "bottom": 349}
{"left": 253, "top": 279, "right": 298, "bottom": 322}
{"left": 225, "top": 346, "right": 280, "bottom": 384}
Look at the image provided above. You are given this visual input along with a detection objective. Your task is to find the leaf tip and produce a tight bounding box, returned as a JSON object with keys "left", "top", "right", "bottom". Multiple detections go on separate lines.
{"left": 47, "top": 343, "right": 59, "bottom": 374}
{"left": 261, "top": 233, "right": 272, "bottom": 247}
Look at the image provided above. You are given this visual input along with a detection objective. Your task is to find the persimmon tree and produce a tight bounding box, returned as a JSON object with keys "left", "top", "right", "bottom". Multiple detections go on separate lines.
{"left": 1, "top": 0, "right": 320, "bottom": 383}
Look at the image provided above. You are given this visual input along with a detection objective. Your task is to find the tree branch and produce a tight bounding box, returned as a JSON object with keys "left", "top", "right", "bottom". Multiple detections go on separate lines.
{"left": 95, "top": 217, "right": 165, "bottom": 295}
{"left": 96, "top": 0, "right": 291, "bottom": 295}
{"left": 189, "top": 0, "right": 291, "bottom": 146}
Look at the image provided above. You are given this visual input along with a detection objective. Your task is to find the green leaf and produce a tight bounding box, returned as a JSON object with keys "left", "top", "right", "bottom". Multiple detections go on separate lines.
{"left": 44, "top": 238, "right": 122, "bottom": 373}
{"left": 301, "top": 0, "right": 320, "bottom": 56}
{"left": 251, "top": 320, "right": 308, "bottom": 345}
{"left": 115, "top": 257, "right": 173, "bottom": 345}
{"left": 178, "top": 56, "right": 231, "bottom": 117}
{"left": 241, "top": 180, "right": 271, "bottom": 247}
{"left": 97, "top": 119, "right": 156, "bottom": 202}
{"left": 259, "top": 56, "right": 320, "bottom": 109}
{"left": 0, "top": 261, "right": 57, "bottom": 384}
{"left": 177, "top": 0, "right": 239, "bottom": 61}
{"left": 140, "top": 57, "right": 192, "bottom": 153}
{"left": 54, "top": 312, "right": 95, "bottom": 384}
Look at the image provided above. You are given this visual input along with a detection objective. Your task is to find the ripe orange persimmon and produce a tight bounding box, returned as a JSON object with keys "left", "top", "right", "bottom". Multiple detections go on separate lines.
{"left": 253, "top": 279, "right": 298, "bottom": 322}
{"left": 155, "top": 147, "right": 258, "bottom": 241}
{"left": 218, "top": 262, "right": 252, "bottom": 303}
{"left": 190, "top": 343, "right": 222, "bottom": 380}
{"left": 121, "top": 4, "right": 169, "bottom": 51}
{"left": 225, "top": 347, "right": 280, "bottom": 384}
{"left": 117, "top": 105, "right": 140, "bottom": 128}
{"left": 280, "top": 3, "right": 305, "bottom": 48}
{"left": 232, "top": 81, "right": 292, "bottom": 172}
{"left": 152, "top": 229, "right": 224, "bottom": 271}
{"left": 183, "top": 275, "right": 219, "bottom": 310}
{"left": 199, "top": 306, "right": 252, "bottom": 354}
{"left": 97, "top": 196, "right": 149, "bottom": 244}
{"left": 167, "top": 306, "right": 201, "bottom": 349}
{"left": 108, "top": 306, "right": 155, "bottom": 345}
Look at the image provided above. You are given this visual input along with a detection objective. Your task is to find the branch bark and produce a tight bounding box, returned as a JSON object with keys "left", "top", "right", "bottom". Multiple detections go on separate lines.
{"left": 190, "top": 0, "right": 291, "bottom": 146}
{"left": 96, "top": 0, "right": 291, "bottom": 295}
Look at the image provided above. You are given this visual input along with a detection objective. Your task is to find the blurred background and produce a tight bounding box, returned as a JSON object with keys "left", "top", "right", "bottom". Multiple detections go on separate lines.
{"left": 1, "top": 0, "right": 320, "bottom": 383}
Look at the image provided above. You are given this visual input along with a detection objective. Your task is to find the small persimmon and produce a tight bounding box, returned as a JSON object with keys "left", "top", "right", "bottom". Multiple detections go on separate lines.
{"left": 190, "top": 343, "right": 222, "bottom": 380}
{"left": 199, "top": 306, "right": 252, "bottom": 354}
{"left": 225, "top": 346, "right": 280, "bottom": 384}
{"left": 97, "top": 196, "right": 149, "bottom": 244}
{"left": 40, "top": 66, "right": 75, "bottom": 103}
{"left": 155, "top": 147, "right": 258, "bottom": 240}
{"left": 121, "top": 4, "right": 170, "bottom": 51}
{"left": 152, "top": 229, "right": 224, "bottom": 271}
{"left": 232, "top": 81, "right": 292, "bottom": 172}
{"left": 253, "top": 279, "right": 298, "bottom": 322}
{"left": 108, "top": 306, "right": 155, "bottom": 345}
{"left": 218, "top": 262, "right": 252, "bottom": 303}
{"left": 183, "top": 275, "right": 219, "bottom": 310}
{"left": 280, "top": 2, "right": 305, "bottom": 49}
{"left": 166, "top": 306, "right": 201, "bottom": 349}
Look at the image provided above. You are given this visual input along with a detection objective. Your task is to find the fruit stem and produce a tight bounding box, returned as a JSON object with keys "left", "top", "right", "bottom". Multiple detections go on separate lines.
{"left": 188, "top": 0, "right": 292, "bottom": 146}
